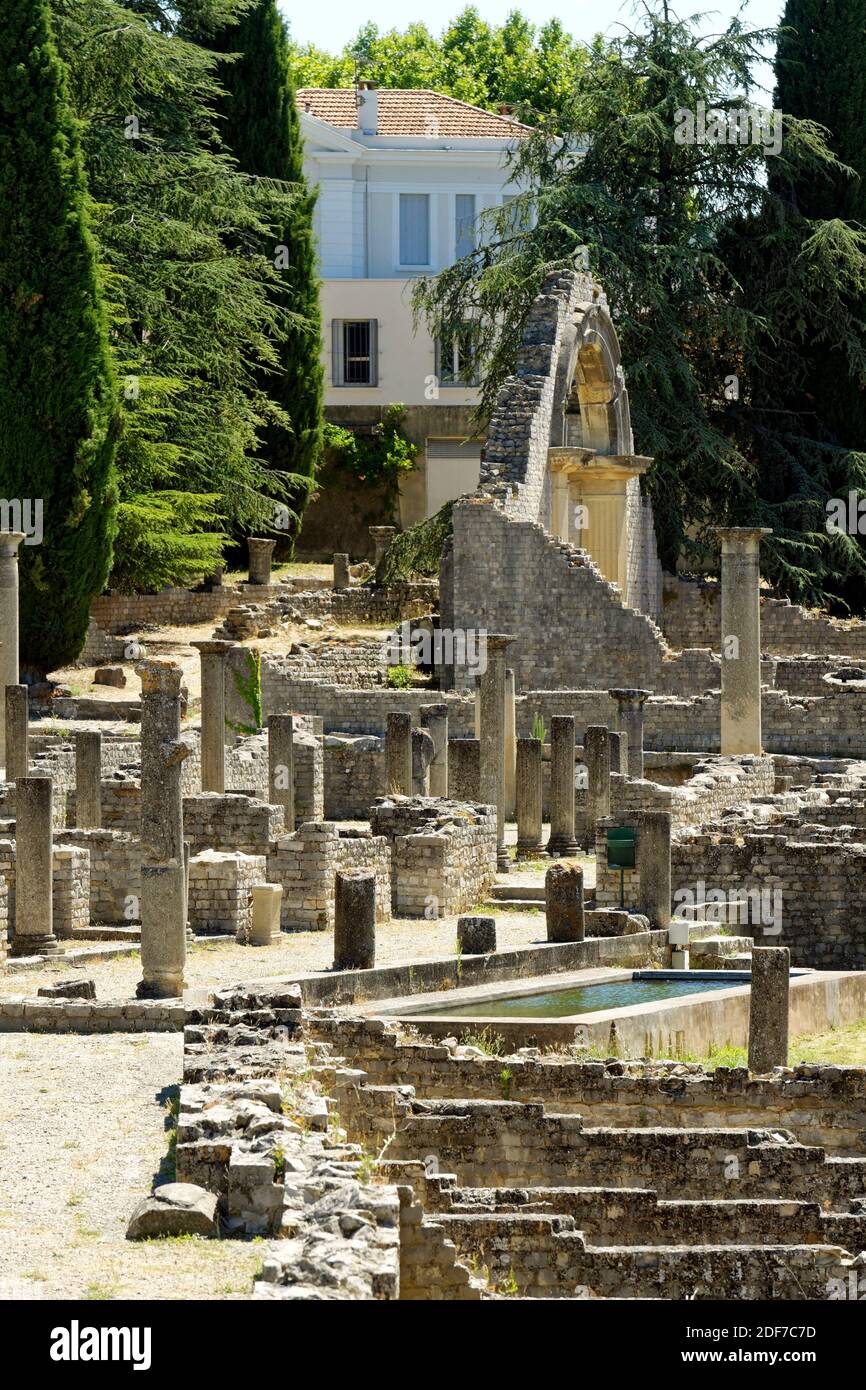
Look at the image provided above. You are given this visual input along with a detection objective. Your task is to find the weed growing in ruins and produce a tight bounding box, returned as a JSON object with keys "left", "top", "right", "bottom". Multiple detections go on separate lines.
{"left": 228, "top": 648, "right": 263, "bottom": 735}
{"left": 499, "top": 1067, "right": 513, "bottom": 1100}
{"left": 496, "top": 1267, "right": 520, "bottom": 1297}
{"left": 460, "top": 1027, "right": 506, "bottom": 1057}
{"left": 530, "top": 712, "right": 546, "bottom": 743}
{"left": 386, "top": 663, "right": 415, "bottom": 689}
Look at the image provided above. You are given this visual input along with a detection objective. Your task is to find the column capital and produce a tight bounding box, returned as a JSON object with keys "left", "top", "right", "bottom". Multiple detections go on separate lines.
{"left": 0, "top": 531, "right": 25, "bottom": 556}
{"left": 718, "top": 526, "right": 772, "bottom": 548}
{"left": 609, "top": 687, "right": 651, "bottom": 705}
{"left": 192, "top": 639, "right": 235, "bottom": 657}
{"left": 483, "top": 633, "right": 514, "bottom": 652}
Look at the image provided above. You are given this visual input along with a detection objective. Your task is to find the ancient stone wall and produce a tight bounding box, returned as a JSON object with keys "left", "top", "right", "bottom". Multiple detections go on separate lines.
{"left": 663, "top": 575, "right": 866, "bottom": 658}
{"left": 266, "top": 823, "right": 391, "bottom": 931}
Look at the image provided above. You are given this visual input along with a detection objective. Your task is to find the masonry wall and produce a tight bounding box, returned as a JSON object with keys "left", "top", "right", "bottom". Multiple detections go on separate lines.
{"left": 662, "top": 575, "right": 866, "bottom": 658}
{"left": 266, "top": 823, "right": 391, "bottom": 931}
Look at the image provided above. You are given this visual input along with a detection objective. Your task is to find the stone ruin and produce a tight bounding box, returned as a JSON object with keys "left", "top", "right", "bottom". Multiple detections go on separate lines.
{"left": 3, "top": 272, "right": 866, "bottom": 1303}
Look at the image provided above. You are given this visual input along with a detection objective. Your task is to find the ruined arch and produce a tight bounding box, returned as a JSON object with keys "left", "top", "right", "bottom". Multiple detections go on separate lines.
{"left": 549, "top": 299, "right": 633, "bottom": 456}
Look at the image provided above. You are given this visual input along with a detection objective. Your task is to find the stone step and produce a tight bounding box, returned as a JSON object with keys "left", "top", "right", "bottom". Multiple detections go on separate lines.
{"left": 489, "top": 884, "right": 546, "bottom": 902}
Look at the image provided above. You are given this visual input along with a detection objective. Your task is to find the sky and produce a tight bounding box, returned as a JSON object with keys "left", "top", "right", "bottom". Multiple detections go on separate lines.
{"left": 279, "top": 0, "right": 785, "bottom": 90}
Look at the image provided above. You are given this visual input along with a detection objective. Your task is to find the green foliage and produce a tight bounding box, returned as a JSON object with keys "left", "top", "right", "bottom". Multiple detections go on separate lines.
{"left": 51, "top": 0, "right": 310, "bottom": 594}
{"left": 530, "top": 712, "right": 546, "bottom": 743}
{"left": 386, "top": 663, "right": 415, "bottom": 689}
{"left": 378, "top": 501, "right": 453, "bottom": 586}
{"left": 499, "top": 1067, "right": 513, "bottom": 1100}
{"left": 198, "top": 1, "right": 324, "bottom": 545}
{"left": 289, "top": 9, "right": 590, "bottom": 129}
{"left": 229, "top": 647, "right": 263, "bottom": 734}
{"left": 324, "top": 405, "right": 418, "bottom": 510}
{"left": 413, "top": 2, "right": 866, "bottom": 612}
{"left": 459, "top": 1027, "right": 506, "bottom": 1057}
{"left": 0, "top": 0, "right": 119, "bottom": 675}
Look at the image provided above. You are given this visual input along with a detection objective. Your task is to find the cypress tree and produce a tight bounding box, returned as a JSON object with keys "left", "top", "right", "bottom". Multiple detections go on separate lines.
{"left": 203, "top": 0, "right": 324, "bottom": 543}
{"left": 771, "top": 0, "right": 866, "bottom": 453}
{"left": 0, "top": 0, "right": 119, "bottom": 676}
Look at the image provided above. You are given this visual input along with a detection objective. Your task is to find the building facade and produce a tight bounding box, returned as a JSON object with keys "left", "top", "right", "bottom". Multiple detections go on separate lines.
{"left": 297, "top": 84, "right": 529, "bottom": 528}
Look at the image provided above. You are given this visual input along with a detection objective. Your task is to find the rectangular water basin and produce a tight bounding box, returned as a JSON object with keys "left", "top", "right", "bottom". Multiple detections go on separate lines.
{"left": 410, "top": 971, "right": 754, "bottom": 1021}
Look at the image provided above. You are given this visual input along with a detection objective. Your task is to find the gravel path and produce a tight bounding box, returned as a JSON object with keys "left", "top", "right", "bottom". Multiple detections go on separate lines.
{"left": 0, "top": 1033, "right": 261, "bottom": 1300}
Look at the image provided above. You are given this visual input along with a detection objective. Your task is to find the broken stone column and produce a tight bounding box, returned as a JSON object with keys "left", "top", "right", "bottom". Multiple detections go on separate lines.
{"left": 748, "top": 945, "right": 790, "bottom": 1073}
{"left": 420, "top": 703, "right": 448, "bottom": 796}
{"left": 0, "top": 532, "right": 23, "bottom": 768}
{"left": 268, "top": 714, "right": 295, "bottom": 833}
{"left": 516, "top": 737, "right": 544, "bottom": 858}
{"left": 478, "top": 634, "right": 512, "bottom": 872}
{"left": 192, "top": 640, "right": 234, "bottom": 794}
{"left": 140, "top": 863, "right": 186, "bottom": 998}
{"left": 636, "top": 810, "right": 671, "bottom": 929}
{"left": 719, "top": 527, "right": 772, "bottom": 756}
{"left": 386, "top": 711, "right": 412, "bottom": 796}
{"left": 457, "top": 915, "right": 496, "bottom": 954}
{"left": 607, "top": 730, "right": 625, "bottom": 775}
{"left": 136, "top": 661, "right": 192, "bottom": 998}
{"left": 609, "top": 689, "right": 650, "bottom": 779}
{"left": 75, "top": 729, "right": 102, "bottom": 829}
{"left": 412, "top": 727, "right": 434, "bottom": 795}
{"left": 247, "top": 536, "right": 276, "bottom": 586}
{"left": 545, "top": 863, "right": 585, "bottom": 943}
{"left": 333, "top": 553, "right": 350, "bottom": 591}
{"left": 5, "top": 684, "right": 28, "bottom": 783}
{"left": 369, "top": 526, "right": 396, "bottom": 580}
{"left": 584, "top": 725, "right": 611, "bottom": 847}
{"left": 333, "top": 870, "right": 376, "bottom": 970}
{"left": 249, "top": 884, "right": 283, "bottom": 946}
{"left": 11, "top": 775, "right": 59, "bottom": 956}
{"left": 547, "top": 716, "right": 579, "bottom": 856}
{"left": 504, "top": 668, "right": 517, "bottom": 819}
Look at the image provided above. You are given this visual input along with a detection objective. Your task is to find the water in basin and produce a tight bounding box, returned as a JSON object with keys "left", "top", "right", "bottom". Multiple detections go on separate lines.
{"left": 413, "top": 974, "right": 744, "bottom": 1020}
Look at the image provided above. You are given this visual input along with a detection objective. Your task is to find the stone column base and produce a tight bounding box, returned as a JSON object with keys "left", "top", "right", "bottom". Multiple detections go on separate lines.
{"left": 10, "top": 934, "right": 61, "bottom": 957}
{"left": 546, "top": 836, "right": 580, "bottom": 857}
{"left": 136, "top": 974, "right": 184, "bottom": 1000}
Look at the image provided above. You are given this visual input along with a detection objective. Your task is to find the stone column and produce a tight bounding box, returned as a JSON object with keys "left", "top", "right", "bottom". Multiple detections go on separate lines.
{"left": 478, "top": 634, "right": 513, "bottom": 872}
{"left": 386, "top": 711, "right": 412, "bottom": 796}
{"left": 636, "top": 810, "right": 671, "bottom": 929}
{"left": 5, "top": 684, "right": 28, "bottom": 783}
{"left": 369, "top": 526, "right": 396, "bottom": 580}
{"left": 420, "top": 704, "right": 448, "bottom": 797}
{"left": 136, "top": 661, "right": 192, "bottom": 998}
{"left": 334, "top": 870, "right": 376, "bottom": 970}
{"left": 249, "top": 884, "right": 283, "bottom": 946}
{"left": 268, "top": 714, "right": 295, "bottom": 833}
{"left": 248, "top": 537, "right": 276, "bottom": 585}
{"left": 412, "top": 727, "right": 434, "bottom": 795}
{"left": 584, "top": 725, "right": 611, "bottom": 847}
{"left": 457, "top": 916, "right": 496, "bottom": 954}
{"left": 748, "top": 945, "right": 790, "bottom": 1073}
{"left": 545, "top": 863, "right": 585, "bottom": 943}
{"left": 140, "top": 863, "right": 186, "bottom": 998}
{"left": 333, "top": 553, "right": 350, "bottom": 591}
{"left": 75, "top": 730, "right": 102, "bottom": 829}
{"left": 515, "top": 737, "right": 544, "bottom": 858}
{"left": 192, "top": 640, "right": 234, "bottom": 793}
{"left": 0, "top": 532, "right": 23, "bottom": 768}
{"left": 547, "top": 715, "right": 579, "bottom": 856}
{"left": 609, "top": 689, "right": 650, "bottom": 779}
{"left": 607, "top": 730, "right": 625, "bottom": 775}
{"left": 719, "top": 527, "right": 772, "bottom": 756}
{"left": 504, "top": 668, "right": 517, "bottom": 819}
{"left": 11, "top": 775, "right": 59, "bottom": 955}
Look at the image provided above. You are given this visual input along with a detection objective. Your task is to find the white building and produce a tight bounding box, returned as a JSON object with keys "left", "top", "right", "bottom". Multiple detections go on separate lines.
{"left": 297, "top": 83, "right": 529, "bottom": 528}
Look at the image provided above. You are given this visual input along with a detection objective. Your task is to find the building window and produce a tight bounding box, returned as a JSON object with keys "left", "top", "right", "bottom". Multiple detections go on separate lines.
{"left": 332, "top": 319, "right": 378, "bottom": 386}
{"left": 455, "top": 193, "right": 476, "bottom": 260}
{"left": 436, "top": 324, "right": 480, "bottom": 387}
{"left": 399, "top": 193, "right": 430, "bottom": 266}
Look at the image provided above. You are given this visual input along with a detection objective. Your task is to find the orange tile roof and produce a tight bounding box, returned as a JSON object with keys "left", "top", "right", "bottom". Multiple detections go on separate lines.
{"left": 296, "top": 88, "right": 530, "bottom": 138}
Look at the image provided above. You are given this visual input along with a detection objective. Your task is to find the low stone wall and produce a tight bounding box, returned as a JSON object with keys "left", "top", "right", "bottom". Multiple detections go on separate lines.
{"left": 0, "top": 998, "right": 184, "bottom": 1032}
{"left": 310, "top": 1018, "right": 866, "bottom": 1153}
{"left": 671, "top": 830, "right": 866, "bottom": 968}
{"left": 187, "top": 850, "right": 267, "bottom": 937}
{"left": 183, "top": 794, "right": 285, "bottom": 855}
{"left": 0, "top": 841, "right": 93, "bottom": 942}
{"left": 266, "top": 823, "right": 391, "bottom": 931}
{"left": 369, "top": 797, "right": 497, "bottom": 918}
{"left": 55, "top": 829, "right": 141, "bottom": 924}
{"left": 663, "top": 574, "right": 866, "bottom": 658}
{"left": 324, "top": 736, "right": 385, "bottom": 819}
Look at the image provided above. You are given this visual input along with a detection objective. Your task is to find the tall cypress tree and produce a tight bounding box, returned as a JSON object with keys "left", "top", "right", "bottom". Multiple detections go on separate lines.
{"left": 0, "top": 0, "right": 119, "bottom": 676}
{"left": 773, "top": 0, "right": 866, "bottom": 449}
{"left": 200, "top": 0, "right": 324, "bottom": 543}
